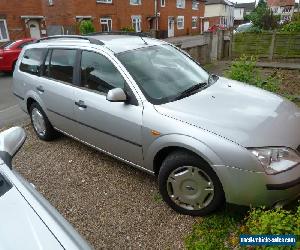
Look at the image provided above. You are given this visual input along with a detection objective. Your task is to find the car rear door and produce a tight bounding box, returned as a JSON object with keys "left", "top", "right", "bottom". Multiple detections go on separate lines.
{"left": 73, "top": 49, "right": 144, "bottom": 166}
{"left": 39, "top": 48, "right": 79, "bottom": 136}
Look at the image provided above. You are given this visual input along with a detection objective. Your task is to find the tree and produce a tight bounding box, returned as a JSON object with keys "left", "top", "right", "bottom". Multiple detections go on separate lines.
{"left": 247, "top": 0, "right": 280, "bottom": 30}
{"left": 79, "top": 20, "right": 95, "bottom": 35}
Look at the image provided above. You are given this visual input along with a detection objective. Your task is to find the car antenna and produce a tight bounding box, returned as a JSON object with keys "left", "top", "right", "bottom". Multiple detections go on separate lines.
{"left": 139, "top": 35, "right": 148, "bottom": 45}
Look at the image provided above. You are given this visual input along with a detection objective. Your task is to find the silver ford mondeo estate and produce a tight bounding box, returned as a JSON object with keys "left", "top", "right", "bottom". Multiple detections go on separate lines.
{"left": 0, "top": 127, "right": 91, "bottom": 249}
{"left": 13, "top": 34, "right": 300, "bottom": 216}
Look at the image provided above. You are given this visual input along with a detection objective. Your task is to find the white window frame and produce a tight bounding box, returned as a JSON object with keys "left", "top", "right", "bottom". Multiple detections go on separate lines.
{"left": 192, "top": 0, "right": 199, "bottom": 10}
{"left": 96, "top": 0, "right": 112, "bottom": 3}
{"left": 131, "top": 15, "right": 142, "bottom": 32}
{"left": 192, "top": 16, "right": 198, "bottom": 29}
{"left": 176, "top": 0, "right": 185, "bottom": 9}
{"left": 0, "top": 19, "right": 9, "bottom": 42}
{"left": 161, "top": 0, "right": 166, "bottom": 7}
{"left": 177, "top": 16, "right": 184, "bottom": 30}
{"left": 130, "top": 0, "right": 141, "bottom": 5}
{"left": 100, "top": 18, "right": 112, "bottom": 32}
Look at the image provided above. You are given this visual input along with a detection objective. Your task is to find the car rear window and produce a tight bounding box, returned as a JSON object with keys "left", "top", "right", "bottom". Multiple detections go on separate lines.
{"left": 20, "top": 48, "right": 46, "bottom": 76}
{"left": 47, "top": 49, "right": 77, "bottom": 84}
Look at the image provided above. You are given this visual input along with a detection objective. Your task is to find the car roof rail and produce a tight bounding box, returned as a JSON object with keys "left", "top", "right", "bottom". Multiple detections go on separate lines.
{"left": 36, "top": 35, "right": 104, "bottom": 45}
{"left": 86, "top": 31, "right": 151, "bottom": 38}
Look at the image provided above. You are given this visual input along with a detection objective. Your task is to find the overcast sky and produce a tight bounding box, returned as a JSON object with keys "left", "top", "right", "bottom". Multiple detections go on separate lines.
{"left": 234, "top": 0, "right": 299, "bottom": 3}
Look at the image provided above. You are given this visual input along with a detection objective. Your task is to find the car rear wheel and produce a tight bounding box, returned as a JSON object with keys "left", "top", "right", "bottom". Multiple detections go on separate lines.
{"left": 158, "top": 151, "right": 224, "bottom": 216}
{"left": 30, "top": 102, "right": 58, "bottom": 141}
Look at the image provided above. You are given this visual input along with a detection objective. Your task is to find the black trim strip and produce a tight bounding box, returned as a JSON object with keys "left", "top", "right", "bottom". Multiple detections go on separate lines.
{"left": 13, "top": 93, "right": 24, "bottom": 100}
{"left": 47, "top": 108, "right": 142, "bottom": 147}
{"left": 266, "top": 177, "right": 300, "bottom": 190}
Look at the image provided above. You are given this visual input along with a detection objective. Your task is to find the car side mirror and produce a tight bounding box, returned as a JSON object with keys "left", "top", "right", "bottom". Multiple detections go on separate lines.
{"left": 0, "top": 127, "right": 26, "bottom": 169}
{"left": 106, "top": 88, "right": 127, "bottom": 102}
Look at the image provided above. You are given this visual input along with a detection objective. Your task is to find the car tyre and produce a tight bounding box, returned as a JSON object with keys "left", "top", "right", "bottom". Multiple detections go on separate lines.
{"left": 30, "top": 102, "right": 58, "bottom": 141}
{"left": 158, "top": 150, "right": 224, "bottom": 216}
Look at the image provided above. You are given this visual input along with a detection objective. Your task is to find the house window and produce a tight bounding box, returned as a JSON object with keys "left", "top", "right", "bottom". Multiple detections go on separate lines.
{"left": 192, "top": 16, "right": 198, "bottom": 29}
{"left": 48, "top": 0, "right": 54, "bottom": 5}
{"left": 176, "top": 0, "right": 185, "bottom": 8}
{"left": 177, "top": 16, "right": 184, "bottom": 29}
{"left": 130, "top": 0, "right": 141, "bottom": 5}
{"left": 132, "top": 15, "right": 142, "bottom": 32}
{"left": 192, "top": 0, "right": 199, "bottom": 10}
{"left": 97, "top": 0, "right": 112, "bottom": 3}
{"left": 161, "top": 0, "right": 166, "bottom": 7}
{"left": 100, "top": 18, "right": 112, "bottom": 32}
{"left": 0, "top": 19, "right": 9, "bottom": 42}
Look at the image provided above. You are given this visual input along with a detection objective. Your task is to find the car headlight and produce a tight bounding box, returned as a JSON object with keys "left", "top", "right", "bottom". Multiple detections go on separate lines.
{"left": 249, "top": 147, "right": 300, "bottom": 174}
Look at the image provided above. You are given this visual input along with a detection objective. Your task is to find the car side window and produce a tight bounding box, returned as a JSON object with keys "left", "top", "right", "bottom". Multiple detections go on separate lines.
{"left": 48, "top": 49, "right": 76, "bottom": 84}
{"left": 20, "top": 48, "right": 46, "bottom": 76}
{"left": 80, "top": 51, "right": 124, "bottom": 94}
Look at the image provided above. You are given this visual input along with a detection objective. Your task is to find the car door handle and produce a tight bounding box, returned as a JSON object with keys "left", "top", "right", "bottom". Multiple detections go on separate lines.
{"left": 36, "top": 86, "right": 44, "bottom": 93}
{"left": 75, "top": 100, "right": 87, "bottom": 109}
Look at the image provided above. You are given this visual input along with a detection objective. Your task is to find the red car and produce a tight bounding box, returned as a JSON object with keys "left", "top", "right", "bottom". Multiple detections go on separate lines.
{"left": 0, "top": 38, "right": 34, "bottom": 73}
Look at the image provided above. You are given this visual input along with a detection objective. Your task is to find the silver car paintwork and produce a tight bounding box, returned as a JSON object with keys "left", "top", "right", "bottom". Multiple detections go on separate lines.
{"left": 0, "top": 128, "right": 92, "bottom": 250}
{"left": 13, "top": 36, "right": 300, "bottom": 207}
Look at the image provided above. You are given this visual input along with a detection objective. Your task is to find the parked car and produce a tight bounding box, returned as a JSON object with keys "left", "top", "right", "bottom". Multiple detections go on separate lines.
{"left": 0, "top": 38, "right": 34, "bottom": 73}
{"left": 0, "top": 127, "right": 91, "bottom": 250}
{"left": 13, "top": 34, "right": 300, "bottom": 216}
{"left": 207, "top": 24, "right": 226, "bottom": 33}
{"left": 234, "top": 22, "right": 253, "bottom": 33}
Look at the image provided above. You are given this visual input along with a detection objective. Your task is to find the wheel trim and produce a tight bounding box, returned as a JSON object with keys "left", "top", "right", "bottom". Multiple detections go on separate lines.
{"left": 31, "top": 108, "right": 46, "bottom": 137}
{"left": 167, "top": 166, "right": 214, "bottom": 210}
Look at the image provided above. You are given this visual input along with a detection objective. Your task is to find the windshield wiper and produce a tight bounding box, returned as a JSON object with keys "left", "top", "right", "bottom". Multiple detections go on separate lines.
{"left": 173, "top": 82, "right": 208, "bottom": 101}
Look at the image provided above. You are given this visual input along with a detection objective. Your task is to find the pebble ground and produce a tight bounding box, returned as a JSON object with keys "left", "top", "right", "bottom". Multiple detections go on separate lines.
{"left": 14, "top": 126, "right": 198, "bottom": 249}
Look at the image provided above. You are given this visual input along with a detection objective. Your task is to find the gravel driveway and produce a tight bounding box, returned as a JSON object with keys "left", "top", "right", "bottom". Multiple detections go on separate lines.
{"left": 13, "top": 125, "right": 197, "bottom": 249}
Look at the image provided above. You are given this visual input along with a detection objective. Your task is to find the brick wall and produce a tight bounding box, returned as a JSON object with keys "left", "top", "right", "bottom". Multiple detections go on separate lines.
{"left": 159, "top": 0, "right": 205, "bottom": 36}
{"left": 205, "top": 16, "right": 221, "bottom": 29}
{"left": 0, "top": 0, "right": 43, "bottom": 40}
{"left": 2, "top": 0, "right": 206, "bottom": 40}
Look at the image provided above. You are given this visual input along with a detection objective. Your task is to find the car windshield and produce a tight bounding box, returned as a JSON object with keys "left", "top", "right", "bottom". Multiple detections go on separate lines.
{"left": 117, "top": 45, "right": 211, "bottom": 104}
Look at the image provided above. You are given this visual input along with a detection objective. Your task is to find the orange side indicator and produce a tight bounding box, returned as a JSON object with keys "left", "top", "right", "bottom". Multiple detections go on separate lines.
{"left": 151, "top": 130, "right": 161, "bottom": 136}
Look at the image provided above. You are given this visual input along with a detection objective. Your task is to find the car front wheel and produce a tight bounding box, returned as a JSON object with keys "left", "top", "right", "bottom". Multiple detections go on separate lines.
{"left": 158, "top": 151, "right": 224, "bottom": 216}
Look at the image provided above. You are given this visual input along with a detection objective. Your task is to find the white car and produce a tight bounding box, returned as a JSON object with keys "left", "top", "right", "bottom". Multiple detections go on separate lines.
{"left": 0, "top": 127, "right": 92, "bottom": 250}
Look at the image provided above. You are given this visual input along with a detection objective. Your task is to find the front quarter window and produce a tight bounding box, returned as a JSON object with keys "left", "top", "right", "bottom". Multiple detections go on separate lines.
{"left": 117, "top": 45, "right": 209, "bottom": 104}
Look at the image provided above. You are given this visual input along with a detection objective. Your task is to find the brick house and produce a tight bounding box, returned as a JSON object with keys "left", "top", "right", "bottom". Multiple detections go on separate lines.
{"left": 0, "top": 0, "right": 205, "bottom": 42}
{"left": 0, "top": 0, "right": 46, "bottom": 42}
{"left": 204, "top": 0, "right": 235, "bottom": 31}
{"left": 267, "top": 0, "right": 295, "bottom": 22}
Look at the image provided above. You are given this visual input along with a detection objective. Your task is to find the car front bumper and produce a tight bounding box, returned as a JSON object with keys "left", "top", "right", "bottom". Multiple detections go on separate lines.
{"left": 214, "top": 163, "right": 300, "bottom": 207}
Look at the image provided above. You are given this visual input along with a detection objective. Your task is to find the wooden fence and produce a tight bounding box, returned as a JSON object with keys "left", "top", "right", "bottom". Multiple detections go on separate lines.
{"left": 232, "top": 32, "right": 300, "bottom": 60}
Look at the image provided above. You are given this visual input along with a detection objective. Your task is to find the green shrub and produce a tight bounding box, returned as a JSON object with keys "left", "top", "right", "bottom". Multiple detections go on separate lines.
{"left": 120, "top": 26, "right": 135, "bottom": 32}
{"left": 225, "top": 55, "right": 281, "bottom": 93}
{"left": 239, "top": 204, "right": 300, "bottom": 249}
{"left": 79, "top": 20, "right": 95, "bottom": 35}
{"left": 281, "top": 21, "right": 300, "bottom": 32}
{"left": 245, "top": 206, "right": 300, "bottom": 235}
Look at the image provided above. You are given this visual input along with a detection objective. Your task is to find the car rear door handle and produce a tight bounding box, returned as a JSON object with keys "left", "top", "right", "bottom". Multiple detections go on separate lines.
{"left": 75, "top": 100, "right": 87, "bottom": 109}
{"left": 36, "top": 86, "right": 44, "bottom": 93}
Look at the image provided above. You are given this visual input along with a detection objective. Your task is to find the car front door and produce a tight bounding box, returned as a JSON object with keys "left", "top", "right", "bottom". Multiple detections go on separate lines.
{"left": 73, "top": 50, "right": 143, "bottom": 166}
